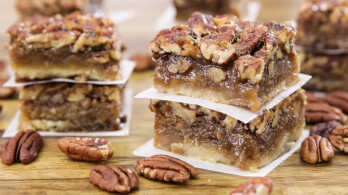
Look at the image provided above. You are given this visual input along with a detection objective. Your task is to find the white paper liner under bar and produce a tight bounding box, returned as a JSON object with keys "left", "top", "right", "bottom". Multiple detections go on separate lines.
{"left": 2, "top": 89, "right": 133, "bottom": 138}
{"left": 135, "top": 73, "right": 311, "bottom": 124}
{"left": 3, "top": 59, "right": 135, "bottom": 87}
{"left": 133, "top": 130, "right": 309, "bottom": 177}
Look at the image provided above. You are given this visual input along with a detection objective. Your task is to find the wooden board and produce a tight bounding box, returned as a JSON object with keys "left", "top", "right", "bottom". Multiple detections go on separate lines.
{"left": 1, "top": 0, "right": 348, "bottom": 194}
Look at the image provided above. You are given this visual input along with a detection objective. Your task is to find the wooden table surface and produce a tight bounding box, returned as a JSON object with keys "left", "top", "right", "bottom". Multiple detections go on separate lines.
{"left": 1, "top": 0, "right": 348, "bottom": 194}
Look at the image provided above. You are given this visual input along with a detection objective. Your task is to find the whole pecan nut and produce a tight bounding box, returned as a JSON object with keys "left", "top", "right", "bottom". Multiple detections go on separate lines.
{"left": 323, "top": 91, "right": 348, "bottom": 113}
{"left": 305, "top": 102, "right": 347, "bottom": 123}
{"left": 330, "top": 126, "right": 348, "bottom": 153}
{"left": 90, "top": 165, "right": 139, "bottom": 193}
{"left": 301, "top": 135, "right": 334, "bottom": 164}
{"left": 305, "top": 92, "right": 324, "bottom": 103}
{"left": 1, "top": 130, "right": 43, "bottom": 165}
{"left": 134, "top": 155, "right": 199, "bottom": 183}
{"left": 230, "top": 177, "right": 273, "bottom": 195}
{"left": 131, "top": 53, "right": 156, "bottom": 71}
{"left": 57, "top": 137, "right": 113, "bottom": 162}
{"left": 310, "top": 120, "right": 343, "bottom": 140}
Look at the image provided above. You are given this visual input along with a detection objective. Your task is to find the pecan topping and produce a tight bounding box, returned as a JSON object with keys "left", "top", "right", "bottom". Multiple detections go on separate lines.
{"left": 301, "top": 135, "right": 334, "bottom": 164}
{"left": 90, "top": 165, "right": 139, "bottom": 193}
{"left": 134, "top": 155, "right": 198, "bottom": 183}
{"left": 323, "top": 91, "right": 348, "bottom": 113}
{"left": 235, "top": 26, "right": 268, "bottom": 56}
{"left": 330, "top": 126, "right": 348, "bottom": 153}
{"left": 310, "top": 121, "right": 343, "bottom": 140}
{"left": 305, "top": 102, "right": 347, "bottom": 123}
{"left": 188, "top": 12, "right": 216, "bottom": 36}
{"left": 235, "top": 55, "right": 266, "bottom": 84}
{"left": 230, "top": 177, "right": 273, "bottom": 195}
{"left": 57, "top": 137, "right": 113, "bottom": 162}
{"left": 1, "top": 130, "right": 43, "bottom": 165}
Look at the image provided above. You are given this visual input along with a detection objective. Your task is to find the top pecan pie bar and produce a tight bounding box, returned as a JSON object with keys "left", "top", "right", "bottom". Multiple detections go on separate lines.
{"left": 16, "top": 0, "right": 103, "bottom": 19}
{"left": 296, "top": 0, "right": 348, "bottom": 50}
{"left": 8, "top": 12, "right": 123, "bottom": 81}
{"left": 150, "top": 12, "right": 300, "bottom": 111}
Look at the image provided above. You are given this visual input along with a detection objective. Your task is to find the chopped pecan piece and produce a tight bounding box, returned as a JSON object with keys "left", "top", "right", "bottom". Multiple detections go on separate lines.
{"left": 90, "top": 165, "right": 139, "bottom": 193}
{"left": 134, "top": 155, "right": 198, "bottom": 183}
{"left": 301, "top": 135, "right": 334, "bottom": 164}
{"left": 330, "top": 126, "right": 348, "bottom": 153}
{"left": 230, "top": 177, "right": 273, "bottom": 195}
{"left": 57, "top": 137, "right": 113, "bottom": 162}
{"left": 310, "top": 121, "right": 343, "bottom": 140}
{"left": 235, "top": 55, "right": 266, "bottom": 84}
{"left": 1, "top": 130, "right": 43, "bottom": 165}
{"left": 305, "top": 102, "right": 347, "bottom": 123}
{"left": 323, "top": 91, "right": 348, "bottom": 113}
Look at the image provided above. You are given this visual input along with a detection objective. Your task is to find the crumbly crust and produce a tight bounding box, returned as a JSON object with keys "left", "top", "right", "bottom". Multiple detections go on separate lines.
{"left": 296, "top": 0, "right": 348, "bottom": 49}
{"left": 19, "top": 83, "right": 123, "bottom": 132}
{"left": 16, "top": 0, "right": 102, "bottom": 19}
{"left": 150, "top": 89, "right": 306, "bottom": 170}
{"left": 299, "top": 50, "right": 348, "bottom": 91}
{"left": 173, "top": 0, "right": 242, "bottom": 20}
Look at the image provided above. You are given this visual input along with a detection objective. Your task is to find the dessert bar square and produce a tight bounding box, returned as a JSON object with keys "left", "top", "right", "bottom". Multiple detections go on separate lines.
{"left": 173, "top": 0, "right": 242, "bottom": 20}
{"left": 19, "top": 83, "right": 124, "bottom": 132}
{"left": 299, "top": 51, "right": 348, "bottom": 91}
{"left": 149, "top": 89, "right": 306, "bottom": 170}
{"left": 8, "top": 12, "right": 123, "bottom": 81}
{"left": 150, "top": 12, "right": 300, "bottom": 111}
{"left": 296, "top": 0, "right": 348, "bottom": 49}
{"left": 16, "top": 0, "right": 103, "bottom": 19}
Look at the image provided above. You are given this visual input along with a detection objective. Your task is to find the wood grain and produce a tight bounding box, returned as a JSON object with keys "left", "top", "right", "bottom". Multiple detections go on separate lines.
{"left": 1, "top": 0, "right": 348, "bottom": 195}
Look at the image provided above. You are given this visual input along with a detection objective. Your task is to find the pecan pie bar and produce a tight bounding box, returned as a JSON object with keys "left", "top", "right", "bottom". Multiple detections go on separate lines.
{"left": 296, "top": 0, "right": 348, "bottom": 49}
{"left": 16, "top": 0, "right": 103, "bottom": 19}
{"left": 150, "top": 12, "right": 300, "bottom": 111}
{"left": 299, "top": 51, "right": 348, "bottom": 91}
{"left": 8, "top": 12, "right": 123, "bottom": 81}
{"left": 150, "top": 89, "right": 306, "bottom": 170}
{"left": 173, "top": 0, "right": 242, "bottom": 20}
{"left": 19, "top": 83, "right": 124, "bottom": 132}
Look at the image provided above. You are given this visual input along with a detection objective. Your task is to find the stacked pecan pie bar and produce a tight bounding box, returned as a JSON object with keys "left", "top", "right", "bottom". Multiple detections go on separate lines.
{"left": 297, "top": 0, "right": 348, "bottom": 91}
{"left": 148, "top": 12, "right": 305, "bottom": 170}
{"left": 8, "top": 12, "right": 122, "bottom": 82}
{"left": 7, "top": 12, "right": 126, "bottom": 132}
{"left": 16, "top": 0, "right": 103, "bottom": 19}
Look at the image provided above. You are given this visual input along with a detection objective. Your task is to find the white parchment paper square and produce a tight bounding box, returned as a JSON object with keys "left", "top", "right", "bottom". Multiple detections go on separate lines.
{"left": 3, "top": 59, "right": 135, "bottom": 87}
{"left": 135, "top": 73, "right": 311, "bottom": 124}
{"left": 133, "top": 130, "right": 309, "bottom": 177}
{"left": 2, "top": 89, "right": 133, "bottom": 138}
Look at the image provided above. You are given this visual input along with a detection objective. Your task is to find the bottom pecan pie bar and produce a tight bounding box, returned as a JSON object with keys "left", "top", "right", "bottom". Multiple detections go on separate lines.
{"left": 19, "top": 83, "right": 124, "bottom": 132}
{"left": 149, "top": 89, "right": 306, "bottom": 170}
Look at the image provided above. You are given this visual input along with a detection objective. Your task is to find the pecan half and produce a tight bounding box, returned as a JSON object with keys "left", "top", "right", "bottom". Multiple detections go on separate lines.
{"left": 188, "top": 12, "right": 216, "bottom": 36}
{"left": 1, "top": 130, "right": 43, "bottom": 165}
{"left": 57, "top": 137, "right": 113, "bottom": 162}
{"left": 134, "top": 155, "right": 198, "bottom": 183}
{"left": 235, "top": 26, "right": 268, "bottom": 56}
{"left": 305, "top": 92, "right": 324, "bottom": 103}
{"left": 323, "top": 91, "right": 348, "bottom": 113}
{"left": 90, "top": 165, "right": 139, "bottom": 193}
{"left": 131, "top": 53, "right": 156, "bottom": 71}
{"left": 310, "top": 121, "right": 343, "bottom": 140}
{"left": 330, "top": 126, "right": 348, "bottom": 153}
{"left": 301, "top": 135, "right": 334, "bottom": 164}
{"left": 305, "top": 102, "right": 347, "bottom": 123}
{"left": 230, "top": 177, "right": 273, "bottom": 195}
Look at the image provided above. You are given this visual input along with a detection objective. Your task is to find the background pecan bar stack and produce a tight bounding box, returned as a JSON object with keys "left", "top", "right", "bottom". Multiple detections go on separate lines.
{"left": 147, "top": 12, "right": 306, "bottom": 171}
{"left": 4, "top": 12, "right": 129, "bottom": 132}
{"left": 297, "top": 0, "right": 348, "bottom": 91}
